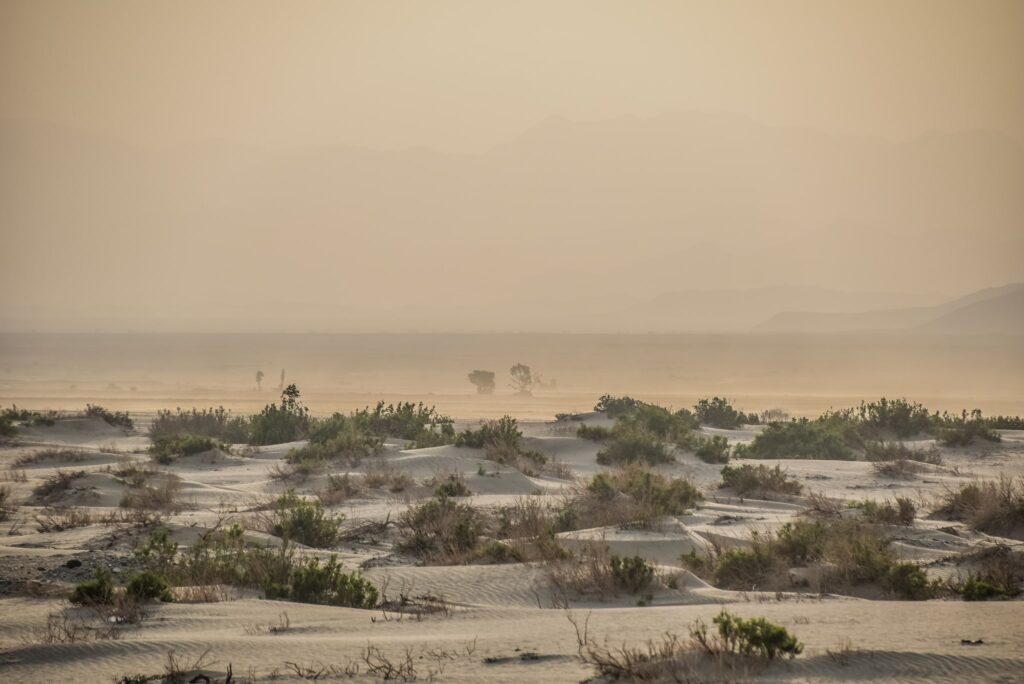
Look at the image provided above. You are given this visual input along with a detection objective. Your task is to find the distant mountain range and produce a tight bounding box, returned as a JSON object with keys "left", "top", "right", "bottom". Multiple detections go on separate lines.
{"left": 2, "top": 113, "right": 1022, "bottom": 333}
{"left": 753, "top": 283, "right": 1024, "bottom": 334}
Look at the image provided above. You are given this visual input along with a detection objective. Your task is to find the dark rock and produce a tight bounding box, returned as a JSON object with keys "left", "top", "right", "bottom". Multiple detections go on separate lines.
{"left": 66, "top": 559, "right": 82, "bottom": 569}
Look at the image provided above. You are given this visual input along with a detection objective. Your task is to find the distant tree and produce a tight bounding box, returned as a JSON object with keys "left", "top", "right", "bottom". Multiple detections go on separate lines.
{"left": 509, "top": 363, "right": 539, "bottom": 396}
{"left": 278, "top": 368, "right": 286, "bottom": 391}
{"left": 256, "top": 370, "right": 265, "bottom": 391}
{"left": 468, "top": 370, "right": 496, "bottom": 395}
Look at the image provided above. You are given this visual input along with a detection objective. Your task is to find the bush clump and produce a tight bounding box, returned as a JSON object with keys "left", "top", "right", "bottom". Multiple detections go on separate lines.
{"left": 126, "top": 571, "right": 174, "bottom": 602}
{"left": 610, "top": 555, "right": 655, "bottom": 593}
{"left": 70, "top": 567, "right": 114, "bottom": 605}
{"left": 266, "top": 556, "right": 377, "bottom": 608}
{"left": 693, "top": 610, "right": 803, "bottom": 660}
{"left": 719, "top": 463, "right": 802, "bottom": 496}
{"left": 735, "top": 417, "right": 859, "bottom": 460}
{"left": 85, "top": 404, "right": 134, "bottom": 430}
{"left": 249, "top": 385, "right": 311, "bottom": 445}
{"left": 576, "top": 424, "right": 611, "bottom": 442}
{"left": 690, "top": 518, "right": 934, "bottom": 599}
{"left": 694, "top": 397, "right": 750, "bottom": 429}
{"left": 432, "top": 473, "right": 471, "bottom": 498}
{"left": 268, "top": 490, "right": 343, "bottom": 548}
{"left": 694, "top": 435, "right": 731, "bottom": 464}
{"left": 934, "top": 477, "right": 1024, "bottom": 536}
{"left": 149, "top": 433, "right": 222, "bottom": 464}
{"left": 397, "top": 495, "right": 483, "bottom": 563}
{"left": 149, "top": 407, "right": 250, "bottom": 443}
{"left": 853, "top": 497, "right": 916, "bottom": 526}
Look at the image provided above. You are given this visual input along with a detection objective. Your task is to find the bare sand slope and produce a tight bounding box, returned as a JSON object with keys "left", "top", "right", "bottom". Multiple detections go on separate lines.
{"left": 1, "top": 597, "right": 1022, "bottom": 683}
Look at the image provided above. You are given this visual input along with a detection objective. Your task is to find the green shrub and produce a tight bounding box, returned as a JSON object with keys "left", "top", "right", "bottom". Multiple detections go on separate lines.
{"left": 0, "top": 415, "right": 14, "bottom": 437}
{"left": 959, "top": 575, "right": 1001, "bottom": 601}
{"left": 126, "top": 571, "right": 174, "bottom": 602}
{"left": 738, "top": 417, "right": 858, "bottom": 460}
{"left": 885, "top": 562, "right": 933, "bottom": 600}
{"left": 935, "top": 409, "right": 1001, "bottom": 446}
{"left": 85, "top": 404, "right": 134, "bottom": 430}
{"left": 350, "top": 401, "right": 454, "bottom": 441}
{"left": 610, "top": 555, "right": 654, "bottom": 593}
{"left": 267, "top": 556, "right": 377, "bottom": 608}
{"left": 149, "top": 433, "right": 221, "bottom": 464}
{"left": 712, "top": 547, "right": 780, "bottom": 589}
{"left": 596, "top": 422, "right": 672, "bottom": 466}
{"left": 594, "top": 395, "right": 642, "bottom": 418}
{"left": 576, "top": 424, "right": 611, "bottom": 442}
{"left": 719, "top": 463, "right": 802, "bottom": 496}
{"left": 694, "top": 397, "right": 745, "bottom": 429}
{"left": 853, "top": 498, "right": 916, "bottom": 526}
{"left": 70, "top": 567, "right": 114, "bottom": 605}
{"left": 864, "top": 441, "right": 941, "bottom": 464}
{"left": 985, "top": 415, "right": 1024, "bottom": 430}
{"left": 397, "top": 495, "right": 482, "bottom": 563}
{"left": 694, "top": 435, "right": 730, "bottom": 464}
{"left": 249, "top": 385, "right": 310, "bottom": 445}
{"left": 149, "top": 407, "right": 250, "bottom": 443}
{"left": 455, "top": 415, "right": 521, "bottom": 449}
{"left": 287, "top": 422, "right": 383, "bottom": 467}
{"left": 854, "top": 398, "right": 932, "bottom": 439}
{"left": 588, "top": 466, "right": 701, "bottom": 516}
{"left": 693, "top": 610, "right": 803, "bottom": 660}
{"left": 269, "top": 490, "right": 342, "bottom": 548}
{"left": 433, "top": 473, "right": 471, "bottom": 498}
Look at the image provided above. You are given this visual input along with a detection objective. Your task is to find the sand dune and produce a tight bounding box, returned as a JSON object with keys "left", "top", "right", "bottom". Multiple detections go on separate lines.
{"left": 1, "top": 411, "right": 1022, "bottom": 683}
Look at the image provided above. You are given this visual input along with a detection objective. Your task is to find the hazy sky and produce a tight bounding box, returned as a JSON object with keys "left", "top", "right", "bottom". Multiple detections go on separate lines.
{"left": 1, "top": 1, "right": 1022, "bottom": 333}
{"left": 3, "top": 0, "right": 1023, "bottom": 151}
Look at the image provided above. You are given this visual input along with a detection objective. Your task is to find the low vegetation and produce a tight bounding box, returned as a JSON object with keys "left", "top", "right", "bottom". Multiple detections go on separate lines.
{"left": 149, "top": 433, "right": 223, "bottom": 464}
{"left": 455, "top": 415, "right": 547, "bottom": 475}
{"left": 148, "top": 406, "right": 250, "bottom": 443}
{"left": 135, "top": 526, "right": 377, "bottom": 608}
{"left": 694, "top": 435, "right": 731, "bottom": 464}
{"left": 264, "top": 490, "right": 343, "bottom": 548}
{"left": 719, "top": 463, "right": 802, "bottom": 496}
{"left": 85, "top": 404, "right": 134, "bottom": 430}
{"left": 32, "top": 469, "right": 87, "bottom": 500}
{"left": 694, "top": 397, "right": 757, "bottom": 429}
{"left": 933, "top": 476, "right": 1024, "bottom": 536}
{"left": 571, "top": 609, "right": 801, "bottom": 682}
{"left": 852, "top": 497, "right": 916, "bottom": 526}
{"left": 397, "top": 493, "right": 483, "bottom": 564}
{"left": 684, "top": 518, "right": 933, "bottom": 599}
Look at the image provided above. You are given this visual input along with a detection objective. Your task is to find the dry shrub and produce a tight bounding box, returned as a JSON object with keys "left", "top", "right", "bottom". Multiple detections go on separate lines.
{"left": 568, "top": 609, "right": 800, "bottom": 682}
{"left": 363, "top": 464, "right": 413, "bottom": 492}
{"left": 35, "top": 507, "right": 95, "bottom": 532}
{"left": 935, "top": 476, "right": 1024, "bottom": 536}
{"left": 854, "top": 497, "right": 916, "bottom": 526}
{"left": 872, "top": 458, "right": 926, "bottom": 479}
{"left": 559, "top": 466, "right": 701, "bottom": 531}
{"left": 32, "top": 469, "right": 87, "bottom": 501}
{"left": 864, "top": 441, "right": 941, "bottom": 465}
{"left": 316, "top": 473, "right": 365, "bottom": 506}
{"left": 546, "top": 540, "right": 655, "bottom": 600}
{"left": 120, "top": 474, "right": 182, "bottom": 512}
{"left": 0, "top": 469, "right": 28, "bottom": 483}
{"left": 15, "top": 448, "right": 91, "bottom": 467}
{"left": 0, "top": 484, "right": 15, "bottom": 522}
{"left": 719, "top": 464, "right": 802, "bottom": 497}
{"left": 23, "top": 607, "right": 122, "bottom": 645}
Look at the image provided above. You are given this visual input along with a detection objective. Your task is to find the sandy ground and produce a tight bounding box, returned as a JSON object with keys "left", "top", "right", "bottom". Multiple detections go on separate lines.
{"left": 0, "top": 416, "right": 1022, "bottom": 682}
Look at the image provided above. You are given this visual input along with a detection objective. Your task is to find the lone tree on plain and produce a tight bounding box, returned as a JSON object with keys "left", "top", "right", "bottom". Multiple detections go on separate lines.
{"left": 468, "top": 370, "right": 496, "bottom": 394}
{"left": 509, "top": 363, "right": 539, "bottom": 396}
{"left": 256, "top": 370, "right": 265, "bottom": 391}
